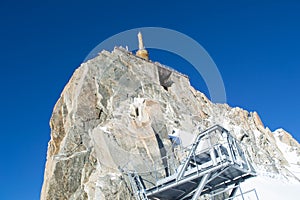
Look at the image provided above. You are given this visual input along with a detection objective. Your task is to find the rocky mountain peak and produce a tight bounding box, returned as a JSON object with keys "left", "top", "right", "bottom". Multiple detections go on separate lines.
{"left": 41, "top": 47, "right": 300, "bottom": 199}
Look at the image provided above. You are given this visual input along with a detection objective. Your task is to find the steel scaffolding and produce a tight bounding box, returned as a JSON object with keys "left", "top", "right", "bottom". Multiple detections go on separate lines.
{"left": 126, "top": 125, "right": 257, "bottom": 200}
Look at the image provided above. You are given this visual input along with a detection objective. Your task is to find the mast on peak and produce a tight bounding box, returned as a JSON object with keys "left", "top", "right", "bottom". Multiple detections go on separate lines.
{"left": 138, "top": 32, "right": 144, "bottom": 50}
{"left": 136, "top": 32, "right": 149, "bottom": 60}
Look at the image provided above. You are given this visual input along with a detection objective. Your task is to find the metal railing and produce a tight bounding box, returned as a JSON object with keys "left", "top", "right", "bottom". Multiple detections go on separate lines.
{"left": 125, "top": 125, "right": 257, "bottom": 200}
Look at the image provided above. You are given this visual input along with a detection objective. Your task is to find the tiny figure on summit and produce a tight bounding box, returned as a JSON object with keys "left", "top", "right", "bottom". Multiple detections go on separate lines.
{"left": 136, "top": 32, "right": 149, "bottom": 60}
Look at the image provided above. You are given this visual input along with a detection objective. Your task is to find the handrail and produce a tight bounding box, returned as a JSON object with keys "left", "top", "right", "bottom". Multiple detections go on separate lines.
{"left": 125, "top": 125, "right": 257, "bottom": 200}
{"left": 176, "top": 125, "right": 228, "bottom": 180}
{"left": 128, "top": 124, "right": 252, "bottom": 184}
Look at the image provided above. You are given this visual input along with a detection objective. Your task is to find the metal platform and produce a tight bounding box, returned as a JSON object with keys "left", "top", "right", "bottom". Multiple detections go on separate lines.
{"left": 126, "top": 125, "right": 257, "bottom": 200}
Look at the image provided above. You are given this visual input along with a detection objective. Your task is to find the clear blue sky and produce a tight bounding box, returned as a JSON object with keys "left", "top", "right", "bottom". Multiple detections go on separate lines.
{"left": 0, "top": 0, "right": 299, "bottom": 199}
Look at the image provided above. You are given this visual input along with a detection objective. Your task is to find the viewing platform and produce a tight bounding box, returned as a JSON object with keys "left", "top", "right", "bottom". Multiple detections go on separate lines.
{"left": 126, "top": 125, "right": 257, "bottom": 200}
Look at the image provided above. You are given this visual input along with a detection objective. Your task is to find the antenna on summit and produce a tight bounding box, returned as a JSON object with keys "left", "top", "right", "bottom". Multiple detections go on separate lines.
{"left": 138, "top": 32, "right": 144, "bottom": 50}
{"left": 136, "top": 32, "right": 149, "bottom": 60}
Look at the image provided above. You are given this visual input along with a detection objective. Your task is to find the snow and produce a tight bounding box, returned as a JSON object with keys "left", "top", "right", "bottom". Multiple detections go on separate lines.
{"left": 273, "top": 131, "right": 300, "bottom": 180}
{"left": 253, "top": 130, "right": 262, "bottom": 140}
{"left": 99, "top": 126, "right": 111, "bottom": 134}
{"left": 236, "top": 128, "right": 300, "bottom": 200}
{"left": 240, "top": 175, "right": 300, "bottom": 200}
{"left": 274, "top": 133, "right": 297, "bottom": 163}
{"left": 287, "top": 164, "right": 300, "bottom": 180}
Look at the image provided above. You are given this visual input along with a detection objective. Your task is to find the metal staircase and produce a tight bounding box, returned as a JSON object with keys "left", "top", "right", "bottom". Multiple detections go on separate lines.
{"left": 128, "top": 171, "right": 149, "bottom": 200}
{"left": 126, "top": 125, "right": 258, "bottom": 200}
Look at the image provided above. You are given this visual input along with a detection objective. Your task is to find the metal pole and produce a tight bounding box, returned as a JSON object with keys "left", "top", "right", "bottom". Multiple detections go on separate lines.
{"left": 176, "top": 125, "right": 221, "bottom": 180}
{"left": 191, "top": 173, "right": 211, "bottom": 200}
{"left": 238, "top": 184, "right": 245, "bottom": 200}
{"left": 210, "top": 146, "right": 217, "bottom": 166}
{"left": 254, "top": 189, "right": 260, "bottom": 200}
{"left": 229, "top": 183, "right": 239, "bottom": 199}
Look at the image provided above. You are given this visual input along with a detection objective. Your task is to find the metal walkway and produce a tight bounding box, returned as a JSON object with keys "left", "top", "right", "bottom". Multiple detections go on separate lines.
{"left": 126, "top": 125, "right": 257, "bottom": 200}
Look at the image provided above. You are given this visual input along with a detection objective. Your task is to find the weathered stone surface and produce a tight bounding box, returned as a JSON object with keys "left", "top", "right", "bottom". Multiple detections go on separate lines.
{"left": 41, "top": 47, "right": 300, "bottom": 199}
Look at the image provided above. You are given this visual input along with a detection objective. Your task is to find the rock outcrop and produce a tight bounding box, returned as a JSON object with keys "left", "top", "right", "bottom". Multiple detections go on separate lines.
{"left": 41, "top": 47, "right": 300, "bottom": 199}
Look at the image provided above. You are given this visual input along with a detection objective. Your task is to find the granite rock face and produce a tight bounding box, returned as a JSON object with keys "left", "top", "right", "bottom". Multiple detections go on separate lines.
{"left": 41, "top": 47, "right": 300, "bottom": 199}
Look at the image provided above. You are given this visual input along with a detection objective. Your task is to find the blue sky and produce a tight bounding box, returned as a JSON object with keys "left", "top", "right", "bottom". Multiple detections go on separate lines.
{"left": 0, "top": 0, "right": 299, "bottom": 199}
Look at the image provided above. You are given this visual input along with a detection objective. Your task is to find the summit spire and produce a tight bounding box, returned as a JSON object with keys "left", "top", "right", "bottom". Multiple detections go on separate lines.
{"left": 138, "top": 32, "right": 144, "bottom": 50}
{"left": 136, "top": 32, "right": 149, "bottom": 60}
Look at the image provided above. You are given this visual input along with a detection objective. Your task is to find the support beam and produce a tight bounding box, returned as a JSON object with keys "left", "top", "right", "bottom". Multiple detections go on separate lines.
{"left": 191, "top": 173, "right": 211, "bottom": 200}
{"left": 176, "top": 125, "right": 223, "bottom": 180}
{"left": 207, "top": 167, "right": 229, "bottom": 184}
{"left": 229, "top": 183, "right": 239, "bottom": 199}
{"left": 238, "top": 184, "right": 245, "bottom": 200}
